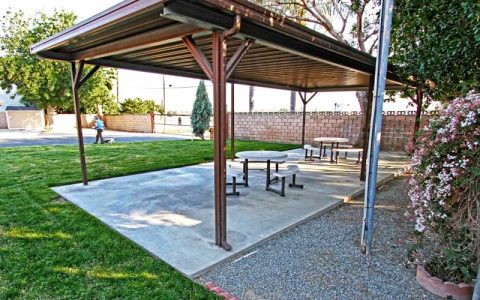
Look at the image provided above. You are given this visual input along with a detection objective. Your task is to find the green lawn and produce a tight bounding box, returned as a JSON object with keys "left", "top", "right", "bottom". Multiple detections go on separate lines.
{"left": 0, "top": 140, "right": 298, "bottom": 299}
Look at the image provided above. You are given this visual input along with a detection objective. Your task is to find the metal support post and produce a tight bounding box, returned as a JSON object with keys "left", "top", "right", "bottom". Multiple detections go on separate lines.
{"left": 360, "top": 0, "right": 395, "bottom": 254}
{"left": 182, "top": 16, "right": 252, "bottom": 251}
{"left": 298, "top": 91, "right": 317, "bottom": 146}
{"left": 70, "top": 62, "right": 88, "bottom": 185}
{"left": 212, "top": 30, "right": 230, "bottom": 251}
{"left": 230, "top": 83, "right": 235, "bottom": 161}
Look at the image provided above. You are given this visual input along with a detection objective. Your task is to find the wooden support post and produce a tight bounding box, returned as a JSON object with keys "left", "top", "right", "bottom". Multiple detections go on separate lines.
{"left": 230, "top": 83, "right": 235, "bottom": 161}
{"left": 360, "top": 75, "right": 375, "bottom": 181}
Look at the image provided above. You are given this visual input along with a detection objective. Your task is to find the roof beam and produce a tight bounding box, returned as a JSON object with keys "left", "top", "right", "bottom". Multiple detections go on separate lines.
{"left": 226, "top": 39, "right": 254, "bottom": 79}
{"left": 71, "top": 23, "right": 204, "bottom": 61}
{"left": 305, "top": 84, "right": 402, "bottom": 92}
{"left": 182, "top": 35, "right": 213, "bottom": 80}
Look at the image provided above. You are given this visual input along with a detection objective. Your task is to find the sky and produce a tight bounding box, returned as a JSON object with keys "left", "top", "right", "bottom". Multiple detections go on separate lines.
{"left": 0, "top": 0, "right": 418, "bottom": 113}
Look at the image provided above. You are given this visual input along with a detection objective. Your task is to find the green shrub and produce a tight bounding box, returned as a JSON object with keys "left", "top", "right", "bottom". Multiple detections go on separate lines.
{"left": 120, "top": 97, "right": 164, "bottom": 114}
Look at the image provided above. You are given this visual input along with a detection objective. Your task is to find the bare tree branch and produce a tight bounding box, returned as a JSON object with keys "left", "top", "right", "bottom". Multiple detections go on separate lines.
{"left": 368, "top": 35, "right": 378, "bottom": 54}
{"left": 356, "top": 1, "right": 367, "bottom": 52}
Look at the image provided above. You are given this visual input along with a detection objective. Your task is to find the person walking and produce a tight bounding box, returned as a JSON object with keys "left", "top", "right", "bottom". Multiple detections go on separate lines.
{"left": 94, "top": 115, "right": 105, "bottom": 144}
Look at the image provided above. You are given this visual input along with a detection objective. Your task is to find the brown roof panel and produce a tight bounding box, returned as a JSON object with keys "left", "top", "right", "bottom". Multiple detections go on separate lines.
{"left": 31, "top": 0, "right": 403, "bottom": 91}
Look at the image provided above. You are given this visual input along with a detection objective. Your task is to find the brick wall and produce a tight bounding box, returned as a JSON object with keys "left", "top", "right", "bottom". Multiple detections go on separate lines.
{"left": 229, "top": 112, "right": 431, "bottom": 151}
{"left": 0, "top": 112, "right": 7, "bottom": 129}
{"left": 104, "top": 114, "right": 152, "bottom": 133}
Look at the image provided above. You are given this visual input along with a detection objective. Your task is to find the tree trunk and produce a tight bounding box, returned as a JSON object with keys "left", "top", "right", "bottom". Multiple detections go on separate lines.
{"left": 413, "top": 90, "right": 423, "bottom": 142}
{"left": 290, "top": 91, "right": 296, "bottom": 112}
{"left": 44, "top": 105, "right": 55, "bottom": 131}
{"left": 248, "top": 86, "right": 255, "bottom": 112}
{"left": 97, "top": 104, "right": 103, "bottom": 117}
{"left": 355, "top": 91, "right": 369, "bottom": 147}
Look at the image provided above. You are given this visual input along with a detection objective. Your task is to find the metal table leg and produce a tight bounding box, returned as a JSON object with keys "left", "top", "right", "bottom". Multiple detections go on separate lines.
{"left": 330, "top": 142, "right": 335, "bottom": 163}
{"left": 266, "top": 159, "right": 271, "bottom": 189}
{"left": 244, "top": 158, "right": 249, "bottom": 186}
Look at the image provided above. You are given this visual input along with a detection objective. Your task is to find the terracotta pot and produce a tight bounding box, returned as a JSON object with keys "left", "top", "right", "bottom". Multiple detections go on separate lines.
{"left": 416, "top": 265, "right": 474, "bottom": 300}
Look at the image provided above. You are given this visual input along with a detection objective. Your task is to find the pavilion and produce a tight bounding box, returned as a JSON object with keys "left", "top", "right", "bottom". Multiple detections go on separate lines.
{"left": 31, "top": 0, "right": 403, "bottom": 251}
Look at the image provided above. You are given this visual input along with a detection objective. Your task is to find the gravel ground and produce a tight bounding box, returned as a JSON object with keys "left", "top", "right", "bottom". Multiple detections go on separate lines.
{"left": 199, "top": 177, "right": 440, "bottom": 300}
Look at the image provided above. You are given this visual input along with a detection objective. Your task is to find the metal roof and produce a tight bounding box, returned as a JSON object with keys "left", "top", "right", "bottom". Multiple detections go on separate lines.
{"left": 31, "top": 0, "right": 403, "bottom": 92}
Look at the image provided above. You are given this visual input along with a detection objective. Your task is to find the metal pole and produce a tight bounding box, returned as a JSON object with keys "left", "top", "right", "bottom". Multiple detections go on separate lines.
{"left": 473, "top": 265, "right": 480, "bottom": 300}
{"left": 360, "top": 75, "right": 375, "bottom": 181}
{"left": 70, "top": 61, "right": 88, "bottom": 185}
{"left": 361, "top": 0, "right": 394, "bottom": 254}
{"left": 230, "top": 83, "right": 235, "bottom": 161}
{"left": 212, "top": 30, "right": 230, "bottom": 251}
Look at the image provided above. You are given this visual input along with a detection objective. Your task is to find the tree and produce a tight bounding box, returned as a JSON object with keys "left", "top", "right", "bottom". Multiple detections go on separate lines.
{"left": 0, "top": 10, "right": 117, "bottom": 119}
{"left": 191, "top": 80, "right": 212, "bottom": 139}
{"left": 251, "top": 0, "right": 381, "bottom": 144}
{"left": 290, "top": 91, "right": 296, "bottom": 112}
{"left": 248, "top": 85, "right": 255, "bottom": 112}
{"left": 390, "top": 0, "right": 480, "bottom": 101}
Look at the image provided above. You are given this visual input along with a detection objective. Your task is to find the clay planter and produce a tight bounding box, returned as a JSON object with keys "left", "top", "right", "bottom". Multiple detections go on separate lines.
{"left": 416, "top": 265, "right": 474, "bottom": 300}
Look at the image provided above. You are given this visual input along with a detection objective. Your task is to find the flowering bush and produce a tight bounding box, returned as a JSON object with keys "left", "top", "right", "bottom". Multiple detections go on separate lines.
{"left": 408, "top": 93, "right": 480, "bottom": 283}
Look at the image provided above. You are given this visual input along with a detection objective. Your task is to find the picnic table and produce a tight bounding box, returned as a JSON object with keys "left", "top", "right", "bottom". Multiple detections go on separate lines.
{"left": 313, "top": 137, "right": 349, "bottom": 163}
{"left": 236, "top": 150, "right": 288, "bottom": 190}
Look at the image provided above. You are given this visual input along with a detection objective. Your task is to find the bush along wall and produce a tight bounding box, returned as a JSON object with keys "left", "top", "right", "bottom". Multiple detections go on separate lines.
{"left": 408, "top": 93, "right": 480, "bottom": 284}
{"left": 120, "top": 97, "right": 164, "bottom": 114}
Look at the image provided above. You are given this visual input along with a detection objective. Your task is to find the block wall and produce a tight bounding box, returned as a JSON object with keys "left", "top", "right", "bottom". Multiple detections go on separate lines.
{"left": 104, "top": 114, "right": 152, "bottom": 133}
{"left": 228, "top": 112, "right": 431, "bottom": 151}
{"left": 0, "top": 112, "right": 7, "bottom": 129}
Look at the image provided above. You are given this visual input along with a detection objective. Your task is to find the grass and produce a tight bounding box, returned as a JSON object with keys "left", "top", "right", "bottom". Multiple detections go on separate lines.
{"left": 0, "top": 140, "right": 298, "bottom": 299}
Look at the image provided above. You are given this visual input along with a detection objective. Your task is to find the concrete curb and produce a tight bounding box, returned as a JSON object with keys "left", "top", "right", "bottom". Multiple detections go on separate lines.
{"left": 204, "top": 282, "right": 238, "bottom": 300}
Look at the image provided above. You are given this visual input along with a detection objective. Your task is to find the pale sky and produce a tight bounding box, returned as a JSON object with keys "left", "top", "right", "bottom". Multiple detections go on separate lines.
{"left": 1, "top": 0, "right": 416, "bottom": 113}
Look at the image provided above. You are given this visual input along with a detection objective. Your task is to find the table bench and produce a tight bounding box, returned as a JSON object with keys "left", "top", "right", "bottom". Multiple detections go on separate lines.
{"left": 332, "top": 148, "right": 363, "bottom": 164}
{"left": 269, "top": 165, "right": 303, "bottom": 196}
{"left": 303, "top": 144, "right": 321, "bottom": 161}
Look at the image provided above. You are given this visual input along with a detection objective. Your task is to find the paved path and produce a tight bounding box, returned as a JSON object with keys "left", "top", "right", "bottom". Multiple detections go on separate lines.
{"left": 0, "top": 129, "right": 186, "bottom": 147}
{"left": 198, "top": 178, "right": 439, "bottom": 300}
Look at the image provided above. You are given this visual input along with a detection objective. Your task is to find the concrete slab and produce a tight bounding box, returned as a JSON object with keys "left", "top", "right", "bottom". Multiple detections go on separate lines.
{"left": 53, "top": 149, "right": 407, "bottom": 277}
